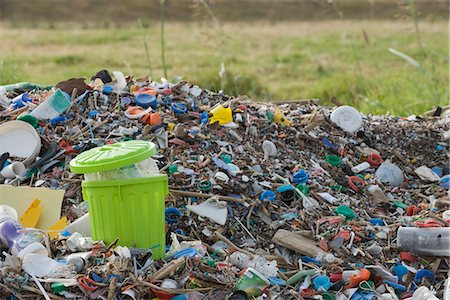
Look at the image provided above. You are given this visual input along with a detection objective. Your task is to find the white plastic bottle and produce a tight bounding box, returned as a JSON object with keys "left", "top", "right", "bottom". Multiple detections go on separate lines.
{"left": 397, "top": 227, "right": 450, "bottom": 256}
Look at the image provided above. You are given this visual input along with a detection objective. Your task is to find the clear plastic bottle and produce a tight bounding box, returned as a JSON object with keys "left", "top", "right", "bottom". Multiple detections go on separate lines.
{"left": 397, "top": 227, "right": 450, "bottom": 256}
{"left": 30, "top": 89, "right": 71, "bottom": 120}
{"left": 0, "top": 205, "right": 47, "bottom": 256}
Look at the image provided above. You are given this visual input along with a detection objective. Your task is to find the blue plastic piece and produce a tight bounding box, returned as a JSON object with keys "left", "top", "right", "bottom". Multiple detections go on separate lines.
{"left": 383, "top": 280, "right": 406, "bottom": 292}
{"left": 102, "top": 86, "right": 113, "bottom": 94}
{"left": 301, "top": 256, "right": 322, "bottom": 266}
{"left": 432, "top": 167, "right": 443, "bottom": 177}
{"left": 91, "top": 273, "right": 103, "bottom": 283}
{"left": 136, "top": 94, "right": 157, "bottom": 109}
{"left": 276, "top": 185, "right": 293, "bottom": 193}
{"left": 172, "top": 295, "right": 187, "bottom": 300}
{"left": 50, "top": 116, "right": 69, "bottom": 125}
{"left": 172, "top": 247, "right": 197, "bottom": 259}
{"left": 351, "top": 292, "right": 375, "bottom": 300}
{"left": 120, "top": 97, "right": 131, "bottom": 108}
{"left": 414, "top": 269, "right": 435, "bottom": 284}
{"left": 165, "top": 207, "right": 182, "bottom": 224}
{"left": 171, "top": 102, "right": 187, "bottom": 114}
{"left": 174, "top": 229, "right": 186, "bottom": 236}
{"left": 260, "top": 190, "right": 276, "bottom": 202}
{"left": 392, "top": 264, "right": 408, "bottom": 282}
{"left": 436, "top": 145, "right": 444, "bottom": 151}
{"left": 292, "top": 169, "right": 308, "bottom": 184}
{"left": 105, "top": 274, "right": 122, "bottom": 283}
{"left": 88, "top": 110, "right": 100, "bottom": 118}
{"left": 440, "top": 175, "right": 450, "bottom": 189}
{"left": 269, "top": 277, "right": 286, "bottom": 286}
{"left": 12, "top": 93, "right": 32, "bottom": 109}
{"left": 369, "top": 218, "right": 383, "bottom": 226}
{"left": 59, "top": 230, "right": 71, "bottom": 237}
{"left": 313, "top": 275, "right": 331, "bottom": 291}
{"left": 200, "top": 111, "right": 209, "bottom": 125}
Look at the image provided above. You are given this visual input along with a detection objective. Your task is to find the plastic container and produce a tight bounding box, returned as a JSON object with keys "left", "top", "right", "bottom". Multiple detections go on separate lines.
{"left": 70, "top": 141, "right": 168, "bottom": 259}
{"left": 397, "top": 227, "right": 450, "bottom": 256}
{"left": 0, "top": 205, "right": 47, "bottom": 257}
{"left": 330, "top": 106, "right": 362, "bottom": 133}
{"left": 0, "top": 120, "right": 41, "bottom": 166}
{"left": 30, "top": 89, "right": 71, "bottom": 120}
{"left": 235, "top": 267, "right": 270, "bottom": 297}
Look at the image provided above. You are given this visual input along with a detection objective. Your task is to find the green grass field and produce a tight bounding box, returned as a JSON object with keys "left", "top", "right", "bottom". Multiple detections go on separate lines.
{"left": 0, "top": 19, "right": 447, "bottom": 116}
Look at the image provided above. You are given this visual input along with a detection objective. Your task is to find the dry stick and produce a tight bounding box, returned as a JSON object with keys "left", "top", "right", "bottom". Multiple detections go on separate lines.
{"left": 0, "top": 283, "right": 26, "bottom": 300}
{"left": 234, "top": 216, "right": 256, "bottom": 241}
{"left": 150, "top": 257, "right": 186, "bottom": 281}
{"left": 20, "top": 285, "right": 65, "bottom": 300}
{"left": 137, "top": 279, "right": 212, "bottom": 294}
{"left": 213, "top": 231, "right": 254, "bottom": 258}
{"left": 169, "top": 189, "right": 247, "bottom": 204}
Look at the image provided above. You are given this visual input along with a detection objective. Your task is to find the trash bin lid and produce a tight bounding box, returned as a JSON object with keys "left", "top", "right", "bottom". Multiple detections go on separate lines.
{"left": 69, "top": 140, "right": 156, "bottom": 174}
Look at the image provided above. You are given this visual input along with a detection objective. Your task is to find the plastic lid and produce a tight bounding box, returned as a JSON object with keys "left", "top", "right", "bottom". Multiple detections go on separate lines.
{"left": 70, "top": 140, "right": 156, "bottom": 174}
{"left": 330, "top": 106, "right": 362, "bottom": 133}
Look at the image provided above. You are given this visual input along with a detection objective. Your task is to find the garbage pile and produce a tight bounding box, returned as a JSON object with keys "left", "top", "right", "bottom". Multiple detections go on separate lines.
{"left": 0, "top": 70, "right": 449, "bottom": 300}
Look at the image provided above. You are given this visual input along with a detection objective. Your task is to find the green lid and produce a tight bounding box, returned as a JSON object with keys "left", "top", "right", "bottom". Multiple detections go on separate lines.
{"left": 296, "top": 184, "right": 309, "bottom": 196}
{"left": 326, "top": 155, "right": 342, "bottom": 167}
{"left": 51, "top": 282, "right": 65, "bottom": 294}
{"left": 335, "top": 205, "right": 356, "bottom": 220}
{"left": 17, "top": 114, "right": 39, "bottom": 128}
{"left": 70, "top": 140, "right": 156, "bottom": 174}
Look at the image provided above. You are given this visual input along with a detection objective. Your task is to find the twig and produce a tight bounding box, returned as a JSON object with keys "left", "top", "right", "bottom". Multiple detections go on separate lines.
{"left": 213, "top": 230, "right": 254, "bottom": 258}
{"left": 169, "top": 189, "right": 247, "bottom": 204}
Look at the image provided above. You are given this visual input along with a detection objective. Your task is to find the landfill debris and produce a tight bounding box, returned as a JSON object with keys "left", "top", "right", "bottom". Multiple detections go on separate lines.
{"left": 0, "top": 70, "right": 448, "bottom": 299}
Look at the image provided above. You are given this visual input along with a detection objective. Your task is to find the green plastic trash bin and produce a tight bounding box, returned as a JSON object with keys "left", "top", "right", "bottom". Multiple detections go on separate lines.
{"left": 70, "top": 141, "right": 168, "bottom": 259}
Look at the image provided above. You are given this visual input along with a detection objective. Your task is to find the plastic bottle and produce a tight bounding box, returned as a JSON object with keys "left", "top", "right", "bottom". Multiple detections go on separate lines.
{"left": 0, "top": 205, "right": 47, "bottom": 257}
{"left": 397, "top": 227, "right": 450, "bottom": 256}
{"left": 412, "top": 286, "right": 439, "bottom": 300}
{"left": 30, "top": 89, "right": 71, "bottom": 120}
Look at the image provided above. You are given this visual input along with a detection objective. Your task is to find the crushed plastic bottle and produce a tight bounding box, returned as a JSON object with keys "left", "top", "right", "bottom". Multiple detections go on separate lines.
{"left": 397, "top": 227, "right": 450, "bottom": 256}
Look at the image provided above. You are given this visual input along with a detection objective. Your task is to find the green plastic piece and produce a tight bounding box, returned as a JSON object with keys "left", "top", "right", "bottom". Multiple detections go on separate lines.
{"left": 197, "top": 180, "right": 212, "bottom": 192}
{"left": 296, "top": 184, "right": 309, "bottom": 195}
{"left": 51, "top": 282, "right": 65, "bottom": 294}
{"left": 326, "top": 155, "right": 342, "bottom": 166}
{"left": 331, "top": 185, "right": 347, "bottom": 192}
{"left": 356, "top": 174, "right": 365, "bottom": 180}
{"left": 221, "top": 154, "right": 232, "bottom": 164}
{"left": 0, "top": 82, "right": 52, "bottom": 92}
{"left": 169, "top": 165, "right": 178, "bottom": 173}
{"left": 266, "top": 111, "right": 274, "bottom": 121}
{"left": 82, "top": 175, "right": 168, "bottom": 259}
{"left": 286, "top": 269, "right": 316, "bottom": 286}
{"left": 393, "top": 201, "right": 408, "bottom": 209}
{"left": 17, "top": 114, "right": 39, "bottom": 128}
{"left": 70, "top": 140, "right": 156, "bottom": 174}
{"left": 322, "top": 292, "right": 335, "bottom": 300}
{"left": 335, "top": 205, "right": 356, "bottom": 220}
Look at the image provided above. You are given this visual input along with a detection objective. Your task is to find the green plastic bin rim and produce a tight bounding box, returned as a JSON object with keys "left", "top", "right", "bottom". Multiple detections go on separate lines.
{"left": 81, "top": 174, "right": 168, "bottom": 189}
{"left": 70, "top": 140, "right": 156, "bottom": 174}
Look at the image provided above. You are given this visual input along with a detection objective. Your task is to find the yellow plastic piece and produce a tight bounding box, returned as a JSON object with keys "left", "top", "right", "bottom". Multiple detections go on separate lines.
{"left": 210, "top": 105, "right": 233, "bottom": 125}
{"left": 167, "top": 122, "right": 175, "bottom": 131}
{"left": 273, "top": 108, "right": 292, "bottom": 126}
{"left": 20, "top": 199, "right": 43, "bottom": 228}
{"left": 47, "top": 216, "right": 68, "bottom": 239}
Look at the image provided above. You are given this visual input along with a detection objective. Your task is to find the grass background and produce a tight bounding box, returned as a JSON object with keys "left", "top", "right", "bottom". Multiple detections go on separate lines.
{"left": 0, "top": 0, "right": 447, "bottom": 116}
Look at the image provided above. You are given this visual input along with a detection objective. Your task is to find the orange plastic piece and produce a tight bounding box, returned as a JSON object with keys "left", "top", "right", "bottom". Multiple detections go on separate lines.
{"left": 142, "top": 112, "right": 162, "bottom": 126}
{"left": 134, "top": 87, "right": 157, "bottom": 96}
{"left": 345, "top": 268, "right": 371, "bottom": 288}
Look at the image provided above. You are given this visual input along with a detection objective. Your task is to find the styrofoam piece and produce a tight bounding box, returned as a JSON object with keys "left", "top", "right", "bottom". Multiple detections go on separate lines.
{"left": 330, "top": 106, "right": 362, "bottom": 133}
{"left": 187, "top": 198, "right": 228, "bottom": 225}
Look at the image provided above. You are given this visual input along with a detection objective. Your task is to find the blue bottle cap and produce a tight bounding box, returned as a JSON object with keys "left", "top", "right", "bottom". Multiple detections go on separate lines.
{"left": 260, "top": 190, "right": 276, "bottom": 202}
{"left": 103, "top": 86, "right": 113, "bottom": 94}
{"left": 313, "top": 275, "right": 331, "bottom": 291}
{"left": 292, "top": 169, "right": 308, "bottom": 184}
{"left": 171, "top": 102, "right": 187, "bottom": 114}
{"left": 136, "top": 94, "right": 157, "bottom": 109}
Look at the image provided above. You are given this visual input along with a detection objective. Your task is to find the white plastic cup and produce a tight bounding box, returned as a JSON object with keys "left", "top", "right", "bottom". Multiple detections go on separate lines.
{"left": 0, "top": 162, "right": 26, "bottom": 179}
